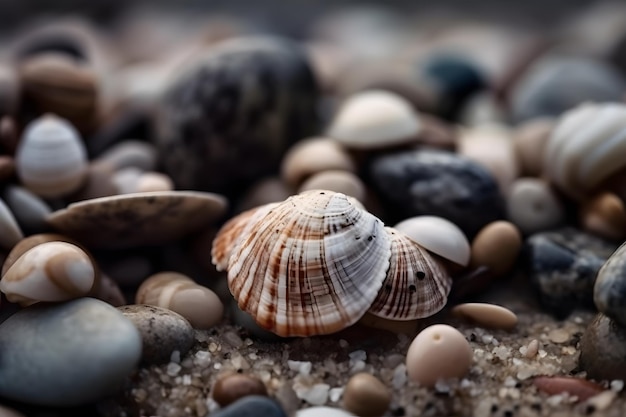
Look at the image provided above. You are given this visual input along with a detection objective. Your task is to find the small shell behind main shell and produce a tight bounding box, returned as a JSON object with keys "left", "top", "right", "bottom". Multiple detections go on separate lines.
{"left": 368, "top": 228, "right": 452, "bottom": 321}
{"left": 219, "top": 190, "right": 391, "bottom": 337}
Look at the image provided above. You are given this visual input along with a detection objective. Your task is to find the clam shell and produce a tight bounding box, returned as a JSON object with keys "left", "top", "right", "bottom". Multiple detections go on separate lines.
{"left": 46, "top": 191, "right": 227, "bottom": 249}
{"left": 367, "top": 228, "right": 452, "bottom": 321}
{"left": 0, "top": 241, "right": 96, "bottom": 306}
{"left": 215, "top": 190, "right": 391, "bottom": 336}
{"left": 15, "top": 114, "right": 88, "bottom": 198}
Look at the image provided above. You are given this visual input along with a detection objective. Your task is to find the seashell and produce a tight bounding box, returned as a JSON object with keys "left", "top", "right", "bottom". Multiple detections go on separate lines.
{"left": 136, "top": 272, "right": 224, "bottom": 329}
{"left": 327, "top": 90, "right": 421, "bottom": 149}
{"left": 15, "top": 114, "right": 88, "bottom": 198}
{"left": 0, "top": 241, "right": 96, "bottom": 306}
{"left": 212, "top": 190, "right": 453, "bottom": 336}
{"left": 394, "top": 216, "right": 470, "bottom": 267}
{"left": 543, "top": 102, "right": 626, "bottom": 199}
{"left": 47, "top": 191, "right": 227, "bottom": 249}
{"left": 367, "top": 228, "right": 451, "bottom": 321}
{"left": 213, "top": 190, "right": 391, "bottom": 336}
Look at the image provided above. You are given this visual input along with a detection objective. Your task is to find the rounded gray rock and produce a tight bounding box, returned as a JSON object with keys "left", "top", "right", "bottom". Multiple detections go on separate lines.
{"left": 118, "top": 304, "right": 195, "bottom": 364}
{"left": 0, "top": 297, "right": 142, "bottom": 406}
{"left": 594, "top": 241, "right": 626, "bottom": 326}
{"left": 579, "top": 313, "right": 626, "bottom": 381}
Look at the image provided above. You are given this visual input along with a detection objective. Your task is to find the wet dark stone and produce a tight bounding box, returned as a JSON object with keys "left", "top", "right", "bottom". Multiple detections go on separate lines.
{"left": 594, "top": 241, "right": 626, "bottom": 326}
{"left": 368, "top": 148, "right": 505, "bottom": 238}
{"left": 211, "top": 396, "right": 287, "bottom": 417}
{"left": 524, "top": 228, "right": 618, "bottom": 318}
{"left": 579, "top": 313, "right": 626, "bottom": 381}
{"left": 510, "top": 56, "right": 626, "bottom": 124}
{"left": 155, "top": 36, "right": 320, "bottom": 198}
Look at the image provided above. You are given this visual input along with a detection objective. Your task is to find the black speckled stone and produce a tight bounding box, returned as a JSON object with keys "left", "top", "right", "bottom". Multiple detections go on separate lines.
{"left": 580, "top": 313, "right": 626, "bottom": 381}
{"left": 155, "top": 36, "right": 320, "bottom": 198}
{"left": 511, "top": 56, "right": 626, "bottom": 124}
{"left": 594, "top": 241, "right": 626, "bottom": 326}
{"left": 524, "top": 228, "right": 618, "bottom": 318}
{"left": 368, "top": 148, "right": 505, "bottom": 238}
{"left": 212, "top": 396, "right": 287, "bottom": 417}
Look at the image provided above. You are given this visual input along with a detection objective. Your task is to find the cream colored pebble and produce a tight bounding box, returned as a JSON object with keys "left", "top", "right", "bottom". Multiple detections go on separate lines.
{"left": 451, "top": 303, "right": 518, "bottom": 330}
{"left": 580, "top": 193, "right": 626, "bottom": 241}
{"left": 406, "top": 324, "right": 473, "bottom": 387}
{"left": 513, "top": 118, "right": 554, "bottom": 177}
{"left": 135, "top": 172, "right": 174, "bottom": 193}
{"left": 507, "top": 177, "right": 565, "bottom": 234}
{"left": 298, "top": 170, "right": 366, "bottom": 202}
{"left": 470, "top": 220, "right": 522, "bottom": 277}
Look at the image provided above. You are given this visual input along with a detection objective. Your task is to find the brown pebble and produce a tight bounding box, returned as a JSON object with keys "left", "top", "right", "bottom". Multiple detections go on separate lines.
{"left": 0, "top": 155, "right": 15, "bottom": 183}
{"left": 470, "top": 221, "right": 522, "bottom": 277}
{"left": 533, "top": 376, "right": 604, "bottom": 402}
{"left": 212, "top": 372, "right": 268, "bottom": 407}
{"left": 451, "top": 303, "right": 518, "bottom": 330}
{"left": 548, "top": 328, "right": 570, "bottom": 344}
{"left": 343, "top": 373, "right": 391, "bottom": 417}
{"left": 513, "top": 118, "right": 554, "bottom": 177}
{"left": 580, "top": 193, "right": 626, "bottom": 241}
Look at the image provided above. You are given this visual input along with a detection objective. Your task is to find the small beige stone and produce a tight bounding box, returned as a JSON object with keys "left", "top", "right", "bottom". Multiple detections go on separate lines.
{"left": 135, "top": 172, "right": 174, "bottom": 193}
{"left": 525, "top": 339, "right": 540, "bottom": 358}
{"left": 513, "top": 118, "right": 554, "bottom": 177}
{"left": 548, "top": 328, "right": 570, "bottom": 344}
{"left": 281, "top": 137, "right": 356, "bottom": 187}
{"left": 470, "top": 221, "right": 522, "bottom": 277}
{"left": 451, "top": 303, "right": 518, "bottom": 330}
{"left": 507, "top": 178, "right": 565, "bottom": 234}
{"left": 342, "top": 373, "right": 391, "bottom": 417}
{"left": 299, "top": 170, "right": 366, "bottom": 202}
{"left": 406, "top": 324, "right": 473, "bottom": 387}
{"left": 212, "top": 372, "right": 268, "bottom": 407}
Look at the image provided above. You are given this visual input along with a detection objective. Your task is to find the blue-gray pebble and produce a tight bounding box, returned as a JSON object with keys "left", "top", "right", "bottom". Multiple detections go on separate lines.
{"left": 525, "top": 228, "right": 617, "bottom": 318}
{"left": 368, "top": 148, "right": 504, "bottom": 238}
{"left": 0, "top": 298, "right": 142, "bottom": 406}
{"left": 594, "top": 241, "right": 626, "bottom": 326}
{"left": 511, "top": 56, "right": 626, "bottom": 123}
{"left": 212, "top": 396, "right": 287, "bottom": 417}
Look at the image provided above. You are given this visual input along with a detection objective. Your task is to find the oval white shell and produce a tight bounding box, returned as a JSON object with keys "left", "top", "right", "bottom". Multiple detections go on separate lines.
{"left": 0, "top": 241, "right": 96, "bottom": 306}
{"left": 213, "top": 190, "right": 391, "bottom": 337}
{"left": 368, "top": 228, "right": 452, "bottom": 321}
{"left": 543, "top": 103, "right": 626, "bottom": 199}
{"left": 15, "top": 114, "right": 88, "bottom": 198}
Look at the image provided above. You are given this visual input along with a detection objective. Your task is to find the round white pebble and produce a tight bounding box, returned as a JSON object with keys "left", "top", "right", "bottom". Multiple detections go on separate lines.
{"left": 296, "top": 407, "right": 356, "bottom": 417}
{"left": 406, "top": 324, "right": 473, "bottom": 387}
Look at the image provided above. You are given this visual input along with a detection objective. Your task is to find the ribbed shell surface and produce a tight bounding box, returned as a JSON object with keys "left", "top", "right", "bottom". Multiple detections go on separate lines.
{"left": 368, "top": 228, "right": 452, "bottom": 320}
{"left": 222, "top": 190, "right": 391, "bottom": 336}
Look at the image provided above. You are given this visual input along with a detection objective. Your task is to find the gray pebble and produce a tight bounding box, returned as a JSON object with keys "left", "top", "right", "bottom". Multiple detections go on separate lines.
{"left": 524, "top": 228, "right": 617, "bottom": 318}
{"left": 368, "top": 148, "right": 504, "bottom": 237}
{"left": 212, "top": 396, "right": 287, "bottom": 417}
{"left": 594, "top": 241, "right": 626, "bottom": 326}
{"left": 579, "top": 313, "right": 626, "bottom": 381}
{"left": 511, "top": 56, "right": 626, "bottom": 123}
{"left": 2, "top": 185, "right": 51, "bottom": 234}
{"left": 118, "top": 304, "right": 194, "bottom": 365}
{"left": 0, "top": 298, "right": 142, "bottom": 406}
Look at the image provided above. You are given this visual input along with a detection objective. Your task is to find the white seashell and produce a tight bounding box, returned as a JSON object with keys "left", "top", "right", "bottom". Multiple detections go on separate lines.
{"left": 213, "top": 190, "right": 455, "bottom": 337}
{"left": 213, "top": 190, "right": 391, "bottom": 336}
{"left": 367, "top": 228, "right": 452, "bottom": 321}
{"left": 543, "top": 103, "right": 626, "bottom": 199}
{"left": 0, "top": 241, "right": 96, "bottom": 306}
{"left": 394, "top": 216, "right": 470, "bottom": 267}
{"left": 15, "top": 114, "right": 88, "bottom": 198}
{"left": 327, "top": 90, "right": 421, "bottom": 149}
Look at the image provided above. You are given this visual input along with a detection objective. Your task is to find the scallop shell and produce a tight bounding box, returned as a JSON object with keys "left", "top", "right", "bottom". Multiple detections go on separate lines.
{"left": 15, "top": 114, "right": 88, "bottom": 198}
{"left": 367, "top": 228, "right": 452, "bottom": 321}
{"left": 0, "top": 241, "right": 96, "bottom": 306}
{"left": 214, "top": 190, "right": 391, "bottom": 337}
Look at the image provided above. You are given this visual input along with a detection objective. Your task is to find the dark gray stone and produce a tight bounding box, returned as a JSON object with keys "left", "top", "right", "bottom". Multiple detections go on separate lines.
{"left": 155, "top": 36, "right": 320, "bottom": 198}
{"left": 524, "top": 228, "right": 618, "bottom": 318}
{"left": 594, "top": 241, "right": 626, "bottom": 326}
{"left": 368, "top": 148, "right": 505, "bottom": 237}
{"left": 212, "top": 396, "right": 287, "bottom": 417}
{"left": 0, "top": 298, "right": 142, "bottom": 406}
{"left": 579, "top": 313, "right": 626, "bottom": 381}
{"left": 118, "top": 304, "right": 195, "bottom": 365}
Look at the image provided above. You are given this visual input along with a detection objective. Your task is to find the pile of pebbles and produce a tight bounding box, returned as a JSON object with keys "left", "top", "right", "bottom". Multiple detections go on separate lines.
{"left": 2, "top": 3, "right": 626, "bottom": 417}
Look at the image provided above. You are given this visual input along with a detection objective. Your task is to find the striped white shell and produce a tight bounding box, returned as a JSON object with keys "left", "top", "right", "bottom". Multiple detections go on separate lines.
{"left": 367, "top": 228, "right": 452, "bottom": 320}
{"left": 212, "top": 190, "right": 453, "bottom": 336}
{"left": 543, "top": 102, "right": 626, "bottom": 199}
{"left": 15, "top": 114, "right": 88, "bottom": 198}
